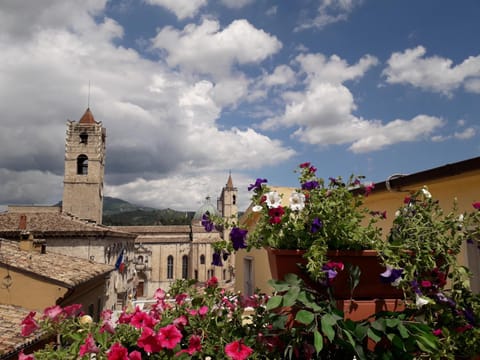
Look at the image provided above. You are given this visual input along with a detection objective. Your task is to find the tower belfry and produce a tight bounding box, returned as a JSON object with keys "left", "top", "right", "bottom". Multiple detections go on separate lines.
{"left": 62, "top": 108, "right": 106, "bottom": 223}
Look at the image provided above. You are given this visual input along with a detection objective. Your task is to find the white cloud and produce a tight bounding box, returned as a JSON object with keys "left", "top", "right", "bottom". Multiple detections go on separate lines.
{"left": 151, "top": 19, "right": 282, "bottom": 77}
{"left": 295, "top": 0, "right": 364, "bottom": 31}
{"left": 383, "top": 46, "right": 480, "bottom": 95}
{"left": 454, "top": 127, "right": 476, "bottom": 140}
{"left": 261, "top": 65, "right": 297, "bottom": 87}
{"left": 144, "top": 0, "right": 207, "bottom": 20}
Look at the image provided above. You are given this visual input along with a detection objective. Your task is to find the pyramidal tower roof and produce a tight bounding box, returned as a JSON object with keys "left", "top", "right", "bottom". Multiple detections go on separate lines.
{"left": 79, "top": 108, "right": 96, "bottom": 124}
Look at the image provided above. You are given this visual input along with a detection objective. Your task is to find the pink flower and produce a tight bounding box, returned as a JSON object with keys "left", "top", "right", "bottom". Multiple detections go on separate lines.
{"left": 18, "top": 351, "right": 35, "bottom": 360}
{"left": 198, "top": 305, "right": 209, "bottom": 316}
{"left": 107, "top": 342, "right": 128, "bottom": 360}
{"left": 421, "top": 280, "right": 432, "bottom": 288}
{"left": 63, "top": 304, "right": 83, "bottom": 317}
{"left": 79, "top": 333, "right": 99, "bottom": 357}
{"left": 225, "top": 340, "right": 253, "bottom": 360}
{"left": 137, "top": 327, "right": 162, "bottom": 353}
{"left": 154, "top": 288, "right": 166, "bottom": 300}
{"left": 433, "top": 329, "right": 442, "bottom": 337}
{"left": 473, "top": 202, "right": 480, "bottom": 210}
{"left": 130, "top": 308, "right": 157, "bottom": 329}
{"left": 43, "top": 305, "right": 63, "bottom": 321}
{"left": 158, "top": 324, "right": 182, "bottom": 349}
{"left": 128, "top": 351, "right": 142, "bottom": 360}
{"left": 173, "top": 314, "right": 188, "bottom": 328}
{"left": 21, "top": 311, "right": 38, "bottom": 336}
{"left": 176, "top": 334, "right": 202, "bottom": 356}
{"left": 364, "top": 182, "right": 375, "bottom": 196}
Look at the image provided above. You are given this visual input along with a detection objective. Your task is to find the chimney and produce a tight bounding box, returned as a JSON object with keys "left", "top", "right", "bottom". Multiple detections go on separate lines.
{"left": 18, "top": 214, "right": 46, "bottom": 253}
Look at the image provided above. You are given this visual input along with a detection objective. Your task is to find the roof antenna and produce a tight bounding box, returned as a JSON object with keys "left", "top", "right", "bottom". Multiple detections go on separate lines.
{"left": 87, "top": 80, "right": 91, "bottom": 109}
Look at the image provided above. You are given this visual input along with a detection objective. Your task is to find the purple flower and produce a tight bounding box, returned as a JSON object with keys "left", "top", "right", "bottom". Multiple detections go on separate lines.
{"left": 248, "top": 178, "right": 267, "bottom": 192}
{"left": 380, "top": 266, "right": 403, "bottom": 286}
{"left": 230, "top": 227, "right": 248, "bottom": 250}
{"left": 310, "top": 218, "right": 323, "bottom": 233}
{"left": 201, "top": 212, "right": 214, "bottom": 232}
{"left": 302, "top": 180, "right": 319, "bottom": 190}
{"left": 212, "top": 251, "right": 223, "bottom": 266}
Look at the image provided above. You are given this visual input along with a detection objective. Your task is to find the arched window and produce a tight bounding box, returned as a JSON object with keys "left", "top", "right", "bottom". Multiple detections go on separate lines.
{"left": 200, "top": 254, "right": 205, "bottom": 265}
{"left": 182, "top": 255, "right": 189, "bottom": 279}
{"left": 167, "top": 255, "right": 174, "bottom": 279}
{"left": 137, "top": 255, "right": 144, "bottom": 264}
{"left": 233, "top": 194, "right": 236, "bottom": 205}
{"left": 77, "top": 154, "right": 88, "bottom": 175}
{"left": 80, "top": 132, "right": 88, "bottom": 144}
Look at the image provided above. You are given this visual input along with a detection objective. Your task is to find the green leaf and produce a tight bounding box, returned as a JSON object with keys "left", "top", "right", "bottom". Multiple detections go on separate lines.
{"left": 282, "top": 286, "right": 300, "bottom": 307}
{"left": 321, "top": 314, "right": 336, "bottom": 342}
{"left": 313, "top": 329, "right": 323, "bottom": 354}
{"left": 367, "top": 328, "right": 382, "bottom": 343}
{"left": 295, "top": 309, "right": 314, "bottom": 325}
{"left": 266, "top": 295, "right": 283, "bottom": 310}
{"left": 385, "top": 318, "right": 400, "bottom": 328}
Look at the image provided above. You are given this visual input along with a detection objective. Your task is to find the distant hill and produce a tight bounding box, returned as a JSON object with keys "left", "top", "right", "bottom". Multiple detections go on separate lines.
{"left": 102, "top": 197, "right": 195, "bottom": 226}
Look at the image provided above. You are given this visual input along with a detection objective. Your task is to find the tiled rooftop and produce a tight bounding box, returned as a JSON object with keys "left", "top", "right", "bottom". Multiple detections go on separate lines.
{"left": 0, "top": 239, "right": 114, "bottom": 287}
{"left": 0, "top": 212, "right": 134, "bottom": 238}
{"left": 0, "top": 304, "right": 45, "bottom": 359}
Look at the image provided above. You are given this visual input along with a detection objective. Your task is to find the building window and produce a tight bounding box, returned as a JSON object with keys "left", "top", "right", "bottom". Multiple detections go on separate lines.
{"left": 200, "top": 254, "right": 205, "bottom": 265}
{"left": 182, "top": 255, "right": 188, "bottom": 279}
{"left": 137, "top": 255, "right": 144, "bottom": 264}
{"left": 77, "top": 154, "right": 88, "bottom": 175}
{"left": 233, "top": 194, "right": 236, "bottom": 205}
{"left": 80, "top": 132, "right": 88, "bottom": 144}
{"left": 167, "top": 255, "right": 174, "bottom": 279}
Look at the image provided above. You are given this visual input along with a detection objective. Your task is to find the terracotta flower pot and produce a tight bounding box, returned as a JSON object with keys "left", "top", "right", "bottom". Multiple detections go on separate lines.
{"left": 266, "top": 247, "right": 404, "bottom": 300}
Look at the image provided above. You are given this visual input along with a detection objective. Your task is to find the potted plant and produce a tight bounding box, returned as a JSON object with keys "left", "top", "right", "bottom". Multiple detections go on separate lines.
{"left": 203, "top": 162, "right": 395, "bottom": 300}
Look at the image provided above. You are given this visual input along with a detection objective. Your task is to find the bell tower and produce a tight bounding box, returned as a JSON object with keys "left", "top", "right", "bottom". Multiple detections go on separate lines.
{"left": 218, "top": 172, "right": 238, "bottom": 226}
{"left": 62, "top": 108, "right": 106, "bottom": 223}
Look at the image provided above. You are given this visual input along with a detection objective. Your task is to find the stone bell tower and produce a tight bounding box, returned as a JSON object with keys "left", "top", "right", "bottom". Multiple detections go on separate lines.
{"left": 62, "top": 108, "right": 106, "bottom": 223}
{"left": 218, "top": 173, "right": 238, "bottom": 233}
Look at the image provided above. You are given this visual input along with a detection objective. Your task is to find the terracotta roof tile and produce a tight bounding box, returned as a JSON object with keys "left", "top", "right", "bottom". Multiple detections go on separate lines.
{"left": 0, "top": 239, "right": 113, "bottom": 287}
{"left": 0, "top": 212, "right": 134, "bottom": 238}
{"left": 78, "top": 108, "right": 96, "bottom": 124}
{"left": 0, "top": 304, "right": 45, "bottom": 358}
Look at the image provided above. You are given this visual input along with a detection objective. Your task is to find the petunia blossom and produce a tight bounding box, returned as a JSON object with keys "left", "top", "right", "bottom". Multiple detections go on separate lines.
{"left": 107, "top": 342, "right": 128, "bottom": 360}
{"left": 79, "top": 333, "right": 99, "bottom": 357}
{"left": 137, "top": 327, "right": 162, "bottom": 353}
{"left": 158, "top": 324, "right": 183, "bottom": 349}
{"left": 265, "top": 191, "right": 281, "bottom": 208}
{"left": 43, "top": 305, "right": 63, "bottom": 321}
{"left": 176, "top": 335, "right": 202, "bottom": 356}
{"left": 21, "top": 311, "right": 38, "bottom": 337}
{"left": 289, "top": 191, "right": 305, "bottom": 211}
{"left": 302, "top": 180, "right": 319, "bottom": 190}
{"left": 18, "top": 352, "right": 34, "bottom": 360}
{"left": 472, "top": 202, "right": 480, "bottom": 210}
{"left": 380, "top": 266, "right": 403, "bottom": 287}
{"left": 225, "top": 340, "right": 254, "bottom": 360}
{"left": 230, "top": 227, "right": 248, "bottom": 250}
{"left": 201, "top": 212, "right": 215, "bottom": 232}
{"left": 415, "top": 294, "right": 431, "bottom": 308}
{"left": 248, "top": 178, "right": 267, "bottom": 192}
{"left": 212, "top": 251, "right": 223, "bottom": 266}
{"left": 268, "top": 206, "right": 285, "bottom": 224}
{"left": 310, "top": 217, "right": 323, "bottom": 233}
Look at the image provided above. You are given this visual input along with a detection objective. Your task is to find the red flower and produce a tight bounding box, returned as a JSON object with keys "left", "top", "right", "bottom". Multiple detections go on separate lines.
{"left": 404, "top": 196, "right": 411, "bottom": 204}
{"left": 130, "top": 308, "right": 157, "bottom": 329}
{"left": 268, "top": 206, "right": 285, "bottom": 224}
{"left": 299, "top": 162, "right": 311, "bottom": 168}
{"left": 225, "top": 340, "right": 254, "bottom": 360}
{"left": 176, "top": 334, "right": 202, "bottom": 356}
{"left": 206, "top": 276, "right": 218, "bottom": 288}
{"left": 473, "top": 202, "right": 480, "bottom": 210}
{"left": 63, "top": 304, "right": 83, "bottom": 317}
{"left": 21, "top": 311, "right": 38, "bottom": 337}
{"left": 158, "top": 324, "right": 183, "bottom": 349}
{"left": 79, "top": 333, "right": 99, "bottom": 357}
{"left": 18, "top": 351, "right": 34, "bottom": 360}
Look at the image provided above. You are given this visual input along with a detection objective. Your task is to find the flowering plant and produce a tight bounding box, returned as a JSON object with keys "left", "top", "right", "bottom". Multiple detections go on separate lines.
{"left": 20, "top": 278, "right": 276, "bottom": 360}
{"left": 204, "top": 162, "right": 383, "bottom": 280}
{"left": 379, "top": 187, "right": 480, "bottom": 358}
{"left": 20, "top": 276, "right": 443, "bottom": 360}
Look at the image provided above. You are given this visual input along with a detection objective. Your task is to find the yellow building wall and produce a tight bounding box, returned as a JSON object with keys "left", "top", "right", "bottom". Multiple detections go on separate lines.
{"left": 0, "top": 268, "right": 68, "bottom": 311}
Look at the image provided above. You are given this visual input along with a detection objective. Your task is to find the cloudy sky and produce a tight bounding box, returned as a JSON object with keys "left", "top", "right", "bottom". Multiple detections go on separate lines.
{"left": 1, "top": 0, "right": 479, "bottom": 212}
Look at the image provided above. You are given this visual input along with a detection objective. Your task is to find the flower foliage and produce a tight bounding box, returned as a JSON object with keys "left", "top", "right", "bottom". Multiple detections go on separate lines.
{"left": 204, "top": 162, "right": 383, "bottom": 280}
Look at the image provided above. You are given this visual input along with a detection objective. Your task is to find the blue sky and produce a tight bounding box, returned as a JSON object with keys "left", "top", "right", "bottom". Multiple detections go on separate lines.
{"left": 0, "top": 0, "right": 479, "bottom": 211}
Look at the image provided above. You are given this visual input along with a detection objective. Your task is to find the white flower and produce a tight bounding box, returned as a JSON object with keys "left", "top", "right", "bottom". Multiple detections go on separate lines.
{"left": 415, "top": 294, "right": 431, "bottom": 308}
{"left": 289, "top": 191, "right": 305, "bottom": 211}
{"left": 252, "top": 205, "right": 263, "bottom": 212}
{"left": 265, "top": 191, "right": 282, "bottom": 208}
{"left": 395, "top": 210, "right": 401, "bottom": 217}
{"left": 79, "top": 315, "right": 93, "bottom": 325}
{"left": 421, "top": 186, "right": 432, "bottom": 198}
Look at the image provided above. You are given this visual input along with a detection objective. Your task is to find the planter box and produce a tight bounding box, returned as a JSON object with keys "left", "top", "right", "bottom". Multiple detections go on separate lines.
{"left": 266, "top": 247, "right": 404, "bottom": 300}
